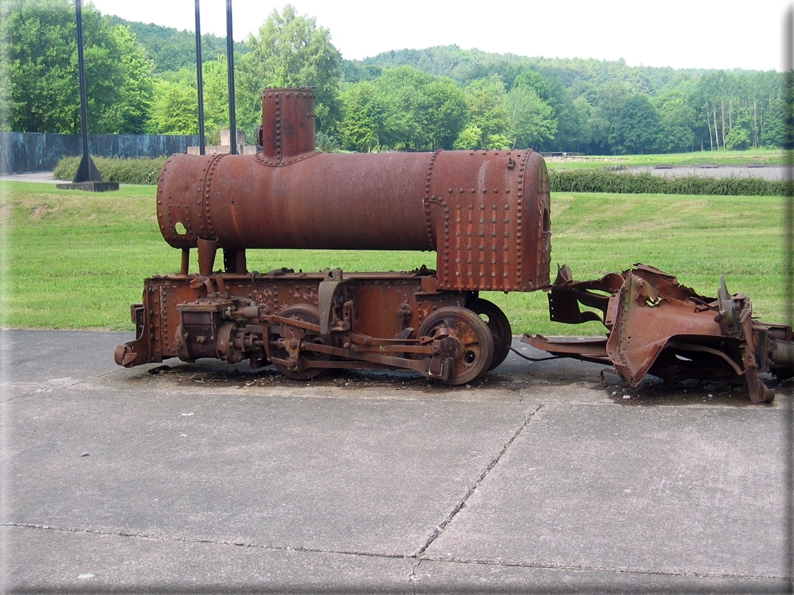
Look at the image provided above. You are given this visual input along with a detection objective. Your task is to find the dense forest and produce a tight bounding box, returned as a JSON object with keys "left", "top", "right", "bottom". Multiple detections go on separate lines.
{"left": 106, "top": 16, "right": 250, "bottom": 74}
{"left": 1, "top": 0, "right": 788, "bottom": 155}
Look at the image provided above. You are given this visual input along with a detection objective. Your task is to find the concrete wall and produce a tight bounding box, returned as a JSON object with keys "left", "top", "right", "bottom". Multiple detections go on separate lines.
{"left": 0, "top": 131, "right": 199, "bottom": 174}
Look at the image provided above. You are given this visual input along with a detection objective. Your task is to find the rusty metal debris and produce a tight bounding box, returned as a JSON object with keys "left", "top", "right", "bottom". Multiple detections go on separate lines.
{"left": 524, "top": 264, "right": 794, "bottom": 403}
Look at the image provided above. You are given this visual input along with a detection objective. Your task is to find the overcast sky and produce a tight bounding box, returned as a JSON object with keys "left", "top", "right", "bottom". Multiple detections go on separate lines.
{"left": 86, "top": 0, "right": 791, "bottom": 72}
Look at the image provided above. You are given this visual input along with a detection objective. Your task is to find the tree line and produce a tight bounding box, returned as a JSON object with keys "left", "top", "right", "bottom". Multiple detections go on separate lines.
{"left": 1, "top": 0, "right": 788, "bottom": 155}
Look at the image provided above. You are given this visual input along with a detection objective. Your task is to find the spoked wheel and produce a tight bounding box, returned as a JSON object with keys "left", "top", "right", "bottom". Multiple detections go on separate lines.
{"left": 417, "top": 306, "right": 494, "bottom": 385}
{"left": 271, "top": 304, "right": 329, "bottom": 380}
{"left": 469, "top": 299, "right": 512, "bottom": 370}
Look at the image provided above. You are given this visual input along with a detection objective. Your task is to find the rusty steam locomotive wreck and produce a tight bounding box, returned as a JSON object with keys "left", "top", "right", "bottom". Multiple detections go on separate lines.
{"left": 115, "top": 88, "right": 794, "bottom": 403}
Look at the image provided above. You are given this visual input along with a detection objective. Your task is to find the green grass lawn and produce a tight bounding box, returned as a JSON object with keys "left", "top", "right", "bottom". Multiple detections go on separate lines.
{"left": 1, "top": 180, "right": 788, "bottom": 336}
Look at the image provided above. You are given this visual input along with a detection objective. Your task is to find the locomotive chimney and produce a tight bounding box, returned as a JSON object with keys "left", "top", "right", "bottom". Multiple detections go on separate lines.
{"left": 260, "top": 88, "right": 316, "bottom": 162}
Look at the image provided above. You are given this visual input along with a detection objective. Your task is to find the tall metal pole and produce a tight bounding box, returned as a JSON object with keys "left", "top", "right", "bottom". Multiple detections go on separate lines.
{"left": 194, "top": 0, "right": 205, "bottom": 155}
{"left": 784, "top": 9, "right": 794, "bottom": 591}
{"left": 73, "top": 0, "right": 101, "bottom": 182}
{"left": 226, "top": 0, "right": 237, "bottom": 155}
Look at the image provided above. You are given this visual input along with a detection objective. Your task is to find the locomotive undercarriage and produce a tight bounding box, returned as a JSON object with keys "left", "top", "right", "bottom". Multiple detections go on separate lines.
{"left": 114, "top": 267, "right": 512, "bottom": 386}
{"left": 114, "top": 259, "right": 794, "bottom": 401}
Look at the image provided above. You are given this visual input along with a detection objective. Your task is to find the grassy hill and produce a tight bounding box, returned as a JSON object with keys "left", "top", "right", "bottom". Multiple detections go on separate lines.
{"left": 107, "top": 15, "right": 250, "bottom": 73}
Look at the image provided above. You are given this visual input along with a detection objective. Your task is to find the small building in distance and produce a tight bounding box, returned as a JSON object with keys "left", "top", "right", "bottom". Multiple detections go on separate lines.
{"left": 188, "top": 130, "right": 257, "bottom": 156}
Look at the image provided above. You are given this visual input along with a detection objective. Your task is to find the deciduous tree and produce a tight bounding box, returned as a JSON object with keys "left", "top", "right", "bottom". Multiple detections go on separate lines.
{"left": 147, "top": 79, "right": 197, "bottom": 134}
{"left": 458, "top": 77, "right": 509, "bottom": 150}
{"left": 338, "top": 80, "right": 401, "bottom": 152}
{"left": 2, "top": 0, "right": 153, "bottom": 133}
{"left": 608, "top": 93, "right": 660, "bottom": 154}
{"left": 365, "top": 66, "right": 467, "bottom": 151}
{"left": 505, "top": 83, "right": 556, "bottom": 149}
{"left": 240, "top": 4, "right": 342, "bottom": 133}
{"left": 654, "top": 90, "right": 696, "bottom": 153}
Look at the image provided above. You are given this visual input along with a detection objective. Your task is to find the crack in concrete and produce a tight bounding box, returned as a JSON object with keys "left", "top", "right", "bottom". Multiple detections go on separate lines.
{"left": 407, "top": 558, "right": 420, "bottom": 595}
{"left": 0, "top": 522, "right": 409, "bottom": 560}
{"left": 4, "top": 522, "right": 789, "bottom": 583}
{"left": 414, "top": 404, "right": 544, "bottom": 559}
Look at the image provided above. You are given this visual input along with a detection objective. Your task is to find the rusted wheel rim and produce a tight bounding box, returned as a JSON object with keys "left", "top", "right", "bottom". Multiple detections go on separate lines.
{"left": 469, "top": 299, "right": 512, "bottom": 371}
{"left": 271, "top": 304, "right": 328, "bottom": 380}
{"left": 418, "top": 306, "right": 494, "bottom": 385}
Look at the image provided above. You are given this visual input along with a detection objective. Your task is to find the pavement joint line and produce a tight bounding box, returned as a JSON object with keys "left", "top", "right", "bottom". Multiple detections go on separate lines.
{"left": 413, "top": 403, "right": 545, "bottom": 560}
{"left": 9, "top": 523, "right": 787, "bottom": 585}
{"left": 415, "top": 554, "right": 792, "bottom": 582}
{"left": 3, "top": 523, "right": 791, "bottom": 583}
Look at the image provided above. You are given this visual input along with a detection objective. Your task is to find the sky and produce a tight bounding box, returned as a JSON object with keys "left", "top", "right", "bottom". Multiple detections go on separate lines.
{"left": 87, "top": 0, "right": 791, "bottom": 72}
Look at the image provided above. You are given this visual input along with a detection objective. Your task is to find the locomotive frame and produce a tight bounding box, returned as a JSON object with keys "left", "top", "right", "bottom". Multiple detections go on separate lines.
{"left": 116, "top": 268, "right": 516, "bottom": 385}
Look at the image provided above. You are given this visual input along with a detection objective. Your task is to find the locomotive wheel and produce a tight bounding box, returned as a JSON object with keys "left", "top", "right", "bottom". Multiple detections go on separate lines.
{"left": 417, "top": 307, "right": 494, "bottom": 385}
{"left": 469, "top": 299, "right": 512, "bottom": 371}
{"left": 271, "top": 304, "right": 329, "bottom": 380}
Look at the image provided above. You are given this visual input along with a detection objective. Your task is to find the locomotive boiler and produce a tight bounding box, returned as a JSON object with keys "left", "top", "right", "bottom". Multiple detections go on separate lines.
{"left": 116, "top": 87, "right": 794, "bottom": 401}
{"left": 115, "top": 87, "right": 551, "bottom": 385}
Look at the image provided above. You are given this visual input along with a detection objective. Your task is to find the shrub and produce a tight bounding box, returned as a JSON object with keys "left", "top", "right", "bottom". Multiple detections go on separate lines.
{"left": 54, "top": 156, "right": 169, "bottom": 185}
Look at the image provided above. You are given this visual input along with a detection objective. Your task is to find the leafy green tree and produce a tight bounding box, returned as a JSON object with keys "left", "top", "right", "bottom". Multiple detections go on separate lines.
{"left": 572, "top": 80, "right": 630, "bottom": 154}
{"left": 147, "top": 79, "right": 197, "bottom": 134}
{"left": 761, "top": 98, "right": 786, "bottom": 147}
{"left": 572, "top": 95, "right": 610, "bottom": 154}
{"left": 724, "top": 125, "right": 750, "bottom": 150}
{"left": 654, "top": 90, "right": 696, "bottom": 153}
{"left": 2, "top": 0, "right": 153, "bottom": 133}
{"left": 512, "top": 71, "right": 551, "bottom": 100}
{"left": 240, "top": 4, "right": 342, "bottom": 133}
{"left": 453, "top": 125, "right": 482, "bottom": 150}
{"left": 201, "top": 56, "right": 236, "bottom": 143}
{"left": 533, "top": 70, "right": 583, "bottom": 152}
{"left": 338, "top": 80, "right": 402, "bottom": 152}
{"left": 691, "top": 70, "right": 741, "bottom": 151}
{"left": 145, "top": 58, "right": 233, "bottom": 143}
{"left": 109, "top": 25, "right": 155, "bottom": 133}
{"left": 505, "top": 80, "right": 557, "bottom": 149}
{"left": 458, "top": 77, "right": 510, "bottom": 149}
{"left": 364, "top": 66, "right": 467, "bottom": 151}
{"left": 608, "top": 93, "right": 660, "bottom": 154}
{"left": 422, "top": 77, "right": 469, "bottom": 149}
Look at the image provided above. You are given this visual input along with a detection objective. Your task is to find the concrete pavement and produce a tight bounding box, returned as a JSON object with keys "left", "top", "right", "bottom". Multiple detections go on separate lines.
{"left": 1, "top": 329, "right": 791, "bottom": 593}
{"left": 0, "top": 172, "right": 67, "bottom": 183}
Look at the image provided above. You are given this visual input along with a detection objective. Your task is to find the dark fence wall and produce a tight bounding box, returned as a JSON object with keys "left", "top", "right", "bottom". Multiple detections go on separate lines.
{"left": 0, "top": 131, "right": 199, "bottom": 174}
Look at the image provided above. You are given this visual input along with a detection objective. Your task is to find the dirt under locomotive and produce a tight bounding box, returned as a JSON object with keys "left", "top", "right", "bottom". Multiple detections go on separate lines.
{"left": 116, "top": 88, "right": 794, "bottom": 402}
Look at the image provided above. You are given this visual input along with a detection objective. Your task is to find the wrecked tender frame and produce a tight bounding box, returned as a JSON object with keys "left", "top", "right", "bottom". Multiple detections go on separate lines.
{"left": 524, "top": 264, "right": 794, "bottom": 403}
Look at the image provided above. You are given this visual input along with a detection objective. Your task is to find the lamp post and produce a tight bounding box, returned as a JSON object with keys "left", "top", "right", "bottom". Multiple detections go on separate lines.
{"left": 226, "top": 0, "right": 237, "bottom": 155}
{"left": 58, "top": 0, "right": 118, "bottom": 191}
{"left": 195, "top": 0, "right": 205, "bottom": 155}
